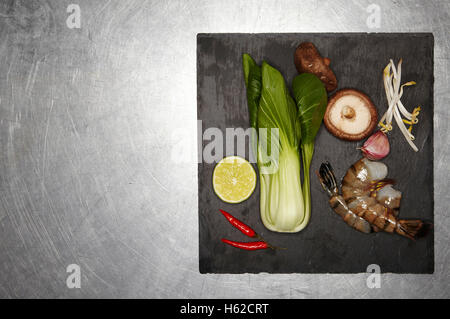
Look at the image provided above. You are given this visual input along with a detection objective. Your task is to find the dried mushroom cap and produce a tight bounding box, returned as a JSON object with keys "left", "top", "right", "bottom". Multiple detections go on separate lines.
{"left": 324, "top": 89, "right": 378, "bottom": 141}
{"left": 294, "top": 42, "right": 337, "bottom": 92}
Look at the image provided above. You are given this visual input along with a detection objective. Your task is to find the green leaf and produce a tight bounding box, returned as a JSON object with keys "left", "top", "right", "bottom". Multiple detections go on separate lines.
{"left": 292, "top": 73, "right": 328, "bottom": 144}
{"left": 242, "top": 54, "right": 261, "bottom": 131}
{"left": 258, "top": 61, "right": 298, "bottom": 148}
{"left": 292, "top": 73, "right": 328, "bottom": 226}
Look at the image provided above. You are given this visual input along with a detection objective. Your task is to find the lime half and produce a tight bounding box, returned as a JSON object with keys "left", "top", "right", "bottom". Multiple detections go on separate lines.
{"left": 212, "top": 156, "right": 256, "bottom": 204}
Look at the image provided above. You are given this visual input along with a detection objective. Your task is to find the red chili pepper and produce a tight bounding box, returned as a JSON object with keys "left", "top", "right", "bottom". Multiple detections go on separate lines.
{"left": 221, "top": 239, "right": 269, "bottom": 250}
{"left": 219, "top": 209, "right": 256, "bottom": 238}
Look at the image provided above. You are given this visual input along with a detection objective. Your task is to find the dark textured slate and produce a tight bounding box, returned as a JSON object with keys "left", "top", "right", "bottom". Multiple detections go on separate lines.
{"left": 197, "top": 33, "right": 434, "bottom": 274}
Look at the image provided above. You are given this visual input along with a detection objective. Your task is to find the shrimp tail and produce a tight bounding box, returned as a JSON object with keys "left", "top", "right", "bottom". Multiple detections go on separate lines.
{"left": 317, "top": 162, "right": 339, "bottom": 197}
{"left": 396, "top": 219, "right": 427, "bottom": 240}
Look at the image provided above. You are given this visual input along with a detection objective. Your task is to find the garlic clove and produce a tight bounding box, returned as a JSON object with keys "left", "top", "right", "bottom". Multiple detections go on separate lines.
{"left": 361, "top": 130, "right": 390, "bottom": 161}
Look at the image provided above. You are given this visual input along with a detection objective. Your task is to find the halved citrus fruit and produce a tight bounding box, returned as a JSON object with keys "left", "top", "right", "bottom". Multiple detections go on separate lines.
{"left": 212, "top": 156, "right": 256, "bottom": 204}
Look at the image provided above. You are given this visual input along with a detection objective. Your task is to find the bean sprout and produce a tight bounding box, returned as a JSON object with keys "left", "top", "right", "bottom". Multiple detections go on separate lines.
{"left": 379, "top": 59, "right": 421, "bottom": 152}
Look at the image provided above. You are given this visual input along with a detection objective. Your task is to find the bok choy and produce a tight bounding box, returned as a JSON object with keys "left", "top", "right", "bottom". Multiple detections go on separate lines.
{"left": 292, "top": 73, "right": 328, "bottom": 228}
{"left": 242, "top": 54, "right": 327, "bottom": 233}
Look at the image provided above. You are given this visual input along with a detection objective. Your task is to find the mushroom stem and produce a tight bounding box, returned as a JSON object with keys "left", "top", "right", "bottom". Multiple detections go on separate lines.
{"left": 342, "top": 105, "right": 356, "bottom": 119}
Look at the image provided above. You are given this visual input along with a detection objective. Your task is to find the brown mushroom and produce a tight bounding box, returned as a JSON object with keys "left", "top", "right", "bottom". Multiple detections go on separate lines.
{"left": 294, "top": 42, "right": 337, "bottom": 92}
{"left": 324, "top": 89, "right": 378, "bottom": 141}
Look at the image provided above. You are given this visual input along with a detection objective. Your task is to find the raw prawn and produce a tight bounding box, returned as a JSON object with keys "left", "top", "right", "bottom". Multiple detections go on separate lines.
{"left": 317, "top": 162, "right": 372, "bottom": 234}
{"left": 317, "top": 158, "right": 425, "bottom": 240}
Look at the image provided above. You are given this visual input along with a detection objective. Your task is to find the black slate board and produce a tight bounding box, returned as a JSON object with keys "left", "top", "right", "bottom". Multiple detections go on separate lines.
{"left": 197, "top": 33, "right": 434, "bottom": 274}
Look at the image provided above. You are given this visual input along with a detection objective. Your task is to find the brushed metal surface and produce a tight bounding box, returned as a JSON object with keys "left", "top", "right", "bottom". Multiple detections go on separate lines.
{"left": 0, "top": 0, "right": 448, "bottom": 298}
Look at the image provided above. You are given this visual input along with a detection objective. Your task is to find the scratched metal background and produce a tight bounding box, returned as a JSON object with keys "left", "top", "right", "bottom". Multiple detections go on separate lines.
{"left": 0, "top": 0, "right": 448, "bottom": 298}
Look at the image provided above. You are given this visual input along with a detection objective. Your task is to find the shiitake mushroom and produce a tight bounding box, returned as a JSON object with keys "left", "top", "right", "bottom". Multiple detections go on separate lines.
{"left": 324, "top": 89, "right": 378, "bottom": 141}
{"left": 294, "top": 42, "right": 337, "bottom": 92}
